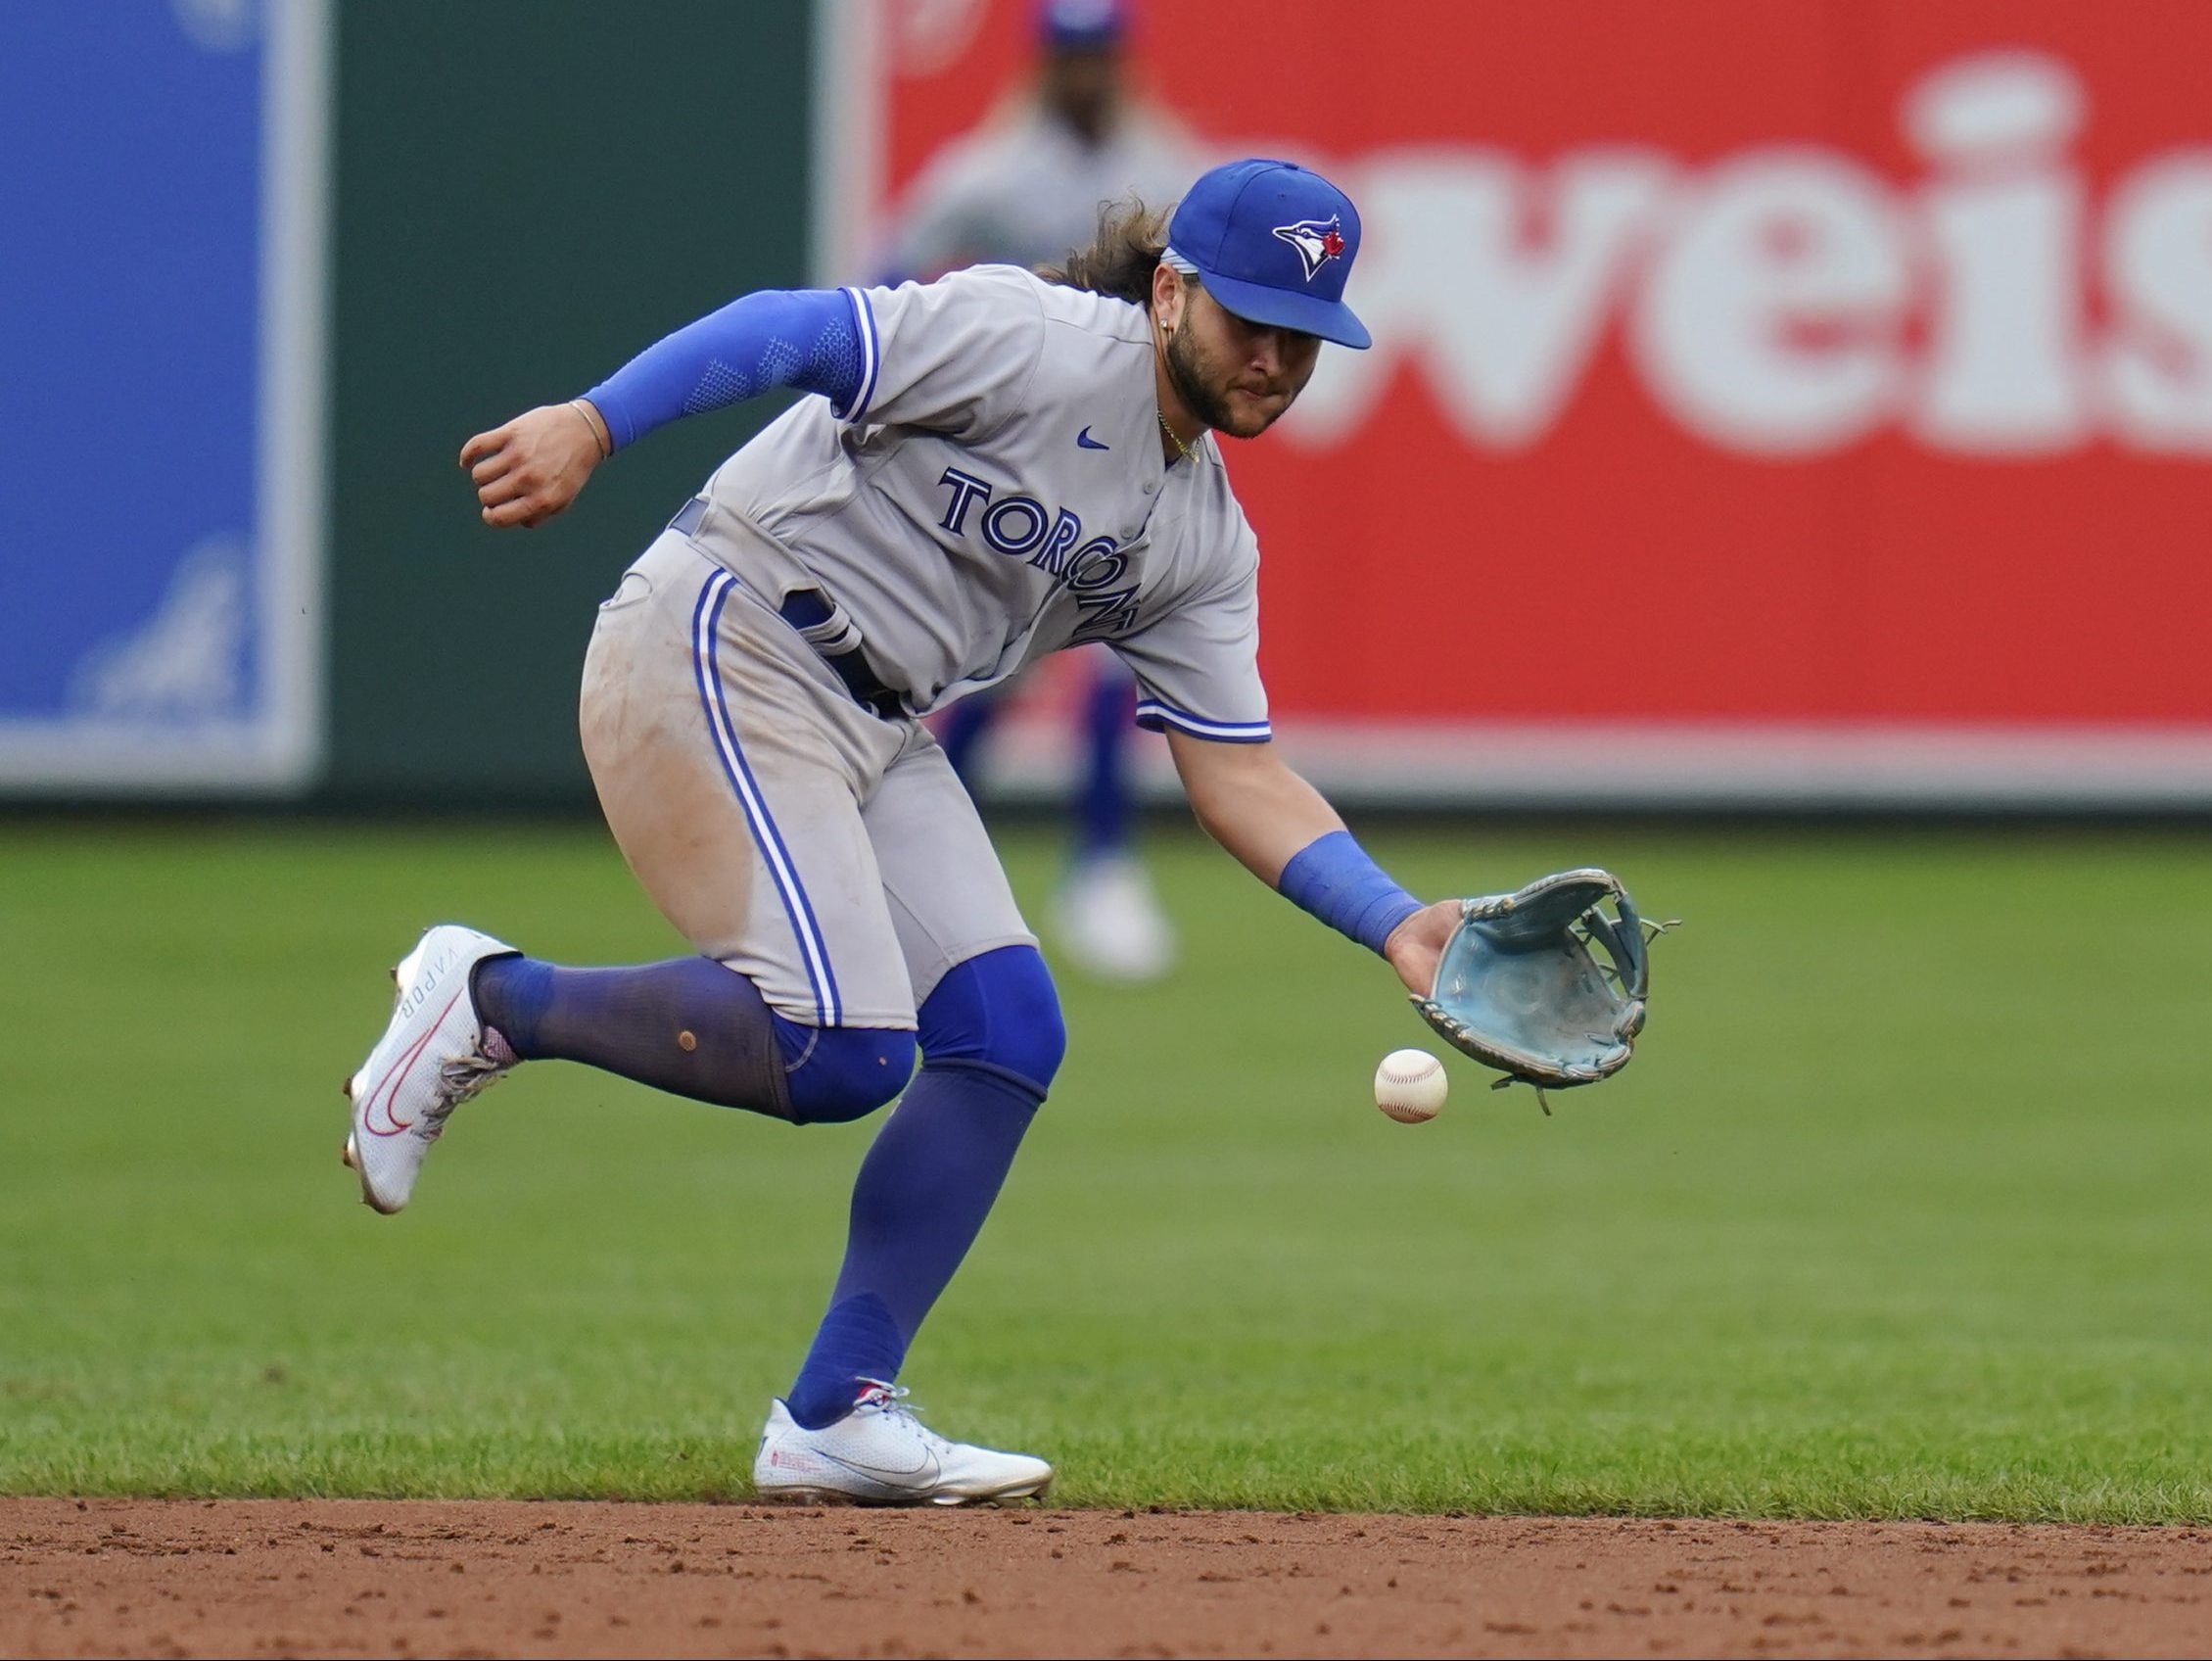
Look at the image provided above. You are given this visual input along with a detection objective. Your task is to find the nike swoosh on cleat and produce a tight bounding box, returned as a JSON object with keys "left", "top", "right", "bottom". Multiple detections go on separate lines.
{"left": 359, "top": 984, "right": 469, "bottom": 1137}
{"left": 818, "top": 1447, "right": 943, "bottom": 1488}
{"left": 1075, "top": 426, "right": 1108, "bottom": 451}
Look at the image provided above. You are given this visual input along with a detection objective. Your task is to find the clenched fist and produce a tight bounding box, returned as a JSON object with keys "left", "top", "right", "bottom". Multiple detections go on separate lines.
{"left": 459, "top": 400, "right": 610, "bottom": 529}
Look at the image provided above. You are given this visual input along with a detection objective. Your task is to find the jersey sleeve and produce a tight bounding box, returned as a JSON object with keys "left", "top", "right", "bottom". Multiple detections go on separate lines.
{"left": 837, "top": 266, "right": 1047, "bottom": 439}
{"left": 1113, "top": 518, "right": 1272, "bottom": 745}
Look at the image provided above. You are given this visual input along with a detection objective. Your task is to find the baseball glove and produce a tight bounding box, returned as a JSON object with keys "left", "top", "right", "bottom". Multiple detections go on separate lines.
{"left": 1409, "top": 868, "right": 1669, "bottom": 1109}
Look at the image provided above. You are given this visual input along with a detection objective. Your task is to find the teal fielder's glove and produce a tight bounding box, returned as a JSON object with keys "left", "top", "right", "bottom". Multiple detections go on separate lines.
{"left": 1409, "top": 868, "right": 1675, "bottom": 1112}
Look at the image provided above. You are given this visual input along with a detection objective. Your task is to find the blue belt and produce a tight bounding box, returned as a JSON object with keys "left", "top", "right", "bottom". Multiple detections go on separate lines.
{"left": 777, "top": 588, "right": 905, "bottom": 720}
{"left": 671, "top": 497, "right": 903, "bottom": 720}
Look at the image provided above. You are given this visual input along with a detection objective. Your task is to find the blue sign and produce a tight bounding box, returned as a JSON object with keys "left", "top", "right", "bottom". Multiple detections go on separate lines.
{"left": 0, "top": 0, "right": 329, "bottom": 791}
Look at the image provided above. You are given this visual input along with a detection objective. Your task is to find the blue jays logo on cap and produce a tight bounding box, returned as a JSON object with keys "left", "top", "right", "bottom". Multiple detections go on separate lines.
{"left": 1272, "top": 216, "right": 1348, "bottom": 282}
{"left": 1165, "top": 159, "right": 1371, "bottom": 350}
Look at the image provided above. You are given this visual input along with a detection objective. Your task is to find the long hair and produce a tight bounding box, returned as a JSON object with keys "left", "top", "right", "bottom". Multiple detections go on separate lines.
{"left": 1038, "top": 197, "right": 1177, "bottom": 308}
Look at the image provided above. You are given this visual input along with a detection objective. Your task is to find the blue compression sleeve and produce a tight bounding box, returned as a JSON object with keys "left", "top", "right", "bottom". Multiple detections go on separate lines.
{"left": 581, "top": 287, "right": 864, "bottom": 451}
{"left": 1277, "top": 830, "right": 1424, "bottom": 956}
{"left": 473, "top": 954, "right": 913, "bottom": 1123}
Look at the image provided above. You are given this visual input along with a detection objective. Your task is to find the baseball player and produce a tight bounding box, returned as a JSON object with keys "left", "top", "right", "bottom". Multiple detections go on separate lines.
{"left": 886, "top": 0, "right": 1202, "bottom": 983}
{"left": 341, "top": 157, "right": 1461, "bottom": 1505}
{"left": 885, "top": 0, "right": 1196, "bottom": 280}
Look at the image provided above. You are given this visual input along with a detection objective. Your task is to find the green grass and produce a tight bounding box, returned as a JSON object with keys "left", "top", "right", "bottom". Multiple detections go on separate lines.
{"left": 3, "top": 817, "right": 2210, "bottom": 1520}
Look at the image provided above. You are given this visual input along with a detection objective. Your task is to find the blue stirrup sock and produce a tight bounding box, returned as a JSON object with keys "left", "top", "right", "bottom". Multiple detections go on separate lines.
{"left": 785, "top": 1060, "right": 1044, "bottom": 1429}
{"left": 471, "top": 955, "right": 912, "bottom": 1124}
{"left": 785, "top": 947, "right": 1063, "bottom": 1429}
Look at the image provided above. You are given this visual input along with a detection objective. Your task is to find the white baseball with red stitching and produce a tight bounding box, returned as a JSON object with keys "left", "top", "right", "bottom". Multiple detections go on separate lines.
{"left": 1375, "top": 1048, "right": 1447, "bottom": 1124}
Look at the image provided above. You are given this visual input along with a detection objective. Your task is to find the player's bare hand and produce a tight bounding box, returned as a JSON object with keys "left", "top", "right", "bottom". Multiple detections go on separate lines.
{"left": 457, "top": 400, "right": 609, "bottom": 529}
{"left": 1383, "top": 899, "right": 1461, "bottom": 997}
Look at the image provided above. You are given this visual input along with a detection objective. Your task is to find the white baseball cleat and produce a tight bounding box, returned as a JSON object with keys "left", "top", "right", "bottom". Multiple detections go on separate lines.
{"left": 752, "top": 1381, "right": 1055, "bottom": 1507}
{"left": 340, "top": 924, "right": 519, "bottom": 1215}
{"left": 1054, "top": 851, "right": 1176, "bottom": 983}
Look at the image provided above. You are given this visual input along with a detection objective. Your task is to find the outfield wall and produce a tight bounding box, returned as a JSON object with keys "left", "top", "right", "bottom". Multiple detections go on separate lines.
{"left": 6, "top": 2, "right": 2210, "bottom": 810}
{"left": 322, "top": 1, "right": 815, "bottom": 807}
{"left": 0, "top": 0, "right": 814, "bottom": 809}
{"left": 833, "top": 0, "right": 2212, "bottom": 808}
{"left": 0, "top": 2, "right": 329, "bottom": 793}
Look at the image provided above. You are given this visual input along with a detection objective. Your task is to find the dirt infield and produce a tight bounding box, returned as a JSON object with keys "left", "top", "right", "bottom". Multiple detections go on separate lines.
{"left": 3, "top": 1501, "right": 2207, "bottom": 1658}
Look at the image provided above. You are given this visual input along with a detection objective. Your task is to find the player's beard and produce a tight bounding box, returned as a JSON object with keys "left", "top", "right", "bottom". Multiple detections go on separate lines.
{"left": 1164, "top": 315, "right": 1288, "bottom": 441}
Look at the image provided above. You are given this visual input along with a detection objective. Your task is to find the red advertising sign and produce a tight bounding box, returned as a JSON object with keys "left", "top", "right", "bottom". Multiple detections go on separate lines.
{"left": 818, "top": 0, "right": 2212, "bottom": 803}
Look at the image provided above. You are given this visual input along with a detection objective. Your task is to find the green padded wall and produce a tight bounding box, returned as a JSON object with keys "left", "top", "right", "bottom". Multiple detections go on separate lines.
{"left": 326, "top": 1, "right": 815, "bottom": 804}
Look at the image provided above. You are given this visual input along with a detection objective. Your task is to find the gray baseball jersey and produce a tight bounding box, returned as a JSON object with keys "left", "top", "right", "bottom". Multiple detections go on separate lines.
{"left": 701, "top": 264, "right": 1272, "bottom": 745}
{"left": 581, "top": 265, "right": 1273, "bottom": 1031}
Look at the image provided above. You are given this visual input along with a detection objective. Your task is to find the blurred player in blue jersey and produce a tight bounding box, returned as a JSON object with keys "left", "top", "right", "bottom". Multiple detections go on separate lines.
{"left": 884, "top": 0, "right": 1201, "bottom": 982}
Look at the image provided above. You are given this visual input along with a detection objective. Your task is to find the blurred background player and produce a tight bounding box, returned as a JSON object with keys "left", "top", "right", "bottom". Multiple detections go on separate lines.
{"left": 881, "top": 0, "right": 1201, "bottom": 982}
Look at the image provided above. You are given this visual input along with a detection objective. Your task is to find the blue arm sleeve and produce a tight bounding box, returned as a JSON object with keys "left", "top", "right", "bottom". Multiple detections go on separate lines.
{"left": 582, "top": 288, "right": 865, "bottom": 451}
{"left": 1276, "top": 830, "right": 1425, "bottom": 957}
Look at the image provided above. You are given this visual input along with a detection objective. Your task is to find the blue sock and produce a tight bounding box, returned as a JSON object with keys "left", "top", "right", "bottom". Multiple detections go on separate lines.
{"left": 1074, "top": 664, "right": 1137, "bottom": 862}
{"left": 785, "top": 1060, "right": 1043, "bottom": 1428}
{"left": 473, "top": 955, "right": 912, "bottom": 1123}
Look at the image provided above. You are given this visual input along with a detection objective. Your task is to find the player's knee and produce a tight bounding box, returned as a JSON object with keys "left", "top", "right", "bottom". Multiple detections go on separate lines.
{"left": 917, "top": 945, "right": 1066, "bottom": 1097}
{"left": 780, "top": 1024, "right": 918, "bottom": 1124}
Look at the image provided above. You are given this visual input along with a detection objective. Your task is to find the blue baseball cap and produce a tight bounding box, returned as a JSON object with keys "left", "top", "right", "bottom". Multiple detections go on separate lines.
{"left": 1166, "top": 159, "right": 1371, "bottom": 350}
{"left": 1036, "top": 0, "right": 1126, "bottom": 52}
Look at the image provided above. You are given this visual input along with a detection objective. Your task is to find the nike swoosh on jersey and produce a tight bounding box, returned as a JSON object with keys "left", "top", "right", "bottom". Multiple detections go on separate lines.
{"left": 1076, "top": 426, "right": 1109, "bottom": 451}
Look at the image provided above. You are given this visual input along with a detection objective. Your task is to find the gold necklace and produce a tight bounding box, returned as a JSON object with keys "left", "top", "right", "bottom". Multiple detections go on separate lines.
{"left": 1156, "top": 407, "right": 1200, "bottom": 464}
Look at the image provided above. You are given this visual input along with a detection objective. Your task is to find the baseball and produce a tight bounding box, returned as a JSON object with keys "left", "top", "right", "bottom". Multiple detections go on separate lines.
{"left": 1374, "top": 1048, "right": 1447, "bottom": 1123}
